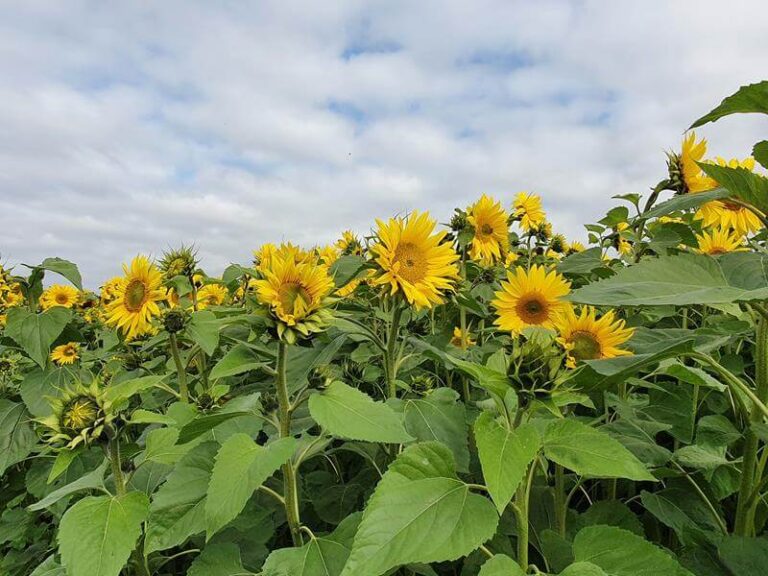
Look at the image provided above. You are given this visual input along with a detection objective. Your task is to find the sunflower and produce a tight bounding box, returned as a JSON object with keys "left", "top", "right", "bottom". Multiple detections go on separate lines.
{"left": 680, "top": 132, "right": 716, "bottom": 193}
{"left": 336, "top": 230, "right": 365, "bottom": 256}
{"left": 51, "top": 342, "right": 80, "bottom": 365}
{"left": 255, "top": 251, "right": 335, "bottom": 342}
{"left": 104, "top": 256, "right": 166, "bottom": 340}
{"left": 694, "top": 157, "right": 760, "bottom": 235}
{"left": 1, "top": 283, "right": 24, "bottom": 308}
{"left": 254, "top": 242, "right": 314, "bottom": 272}
{"left": 450, "top": 326, "right": 475, "bottom": 349}
{"left": 99, "top": 277, "right": 123, "bottom": 304}
{"left": 467, "top": 194, "right": 509, "bottom": 265}
{"left": 614, "top": 222, "right": 633, "bottom": 256}
{"left": 505, "top": 252, "right": 520, "bottom": 267}
{"left": 39, "top": 285, "right": 80, "bottom": 310}
{"left": 695, "top": 227, "right": 747, "bottom": 255}
{"left": 37, "top": 380, "right": 117, "bottom": 450}
{"left": 513, "top": 192, "right": 546, "bottom": 232}
{"left": 492, "top": 265, "right": 571, "bottom": 334}
{"left": 196, "top": 283, "right": 228, "bottom": 309}
{"left": 554, "top": 306, "right": 634, "bottom": 369}
{"left": 370, "top": 211, "right": 460, "bottom": 309}
{"left": 568, "top": 241, "right": 586, "bottom": 254}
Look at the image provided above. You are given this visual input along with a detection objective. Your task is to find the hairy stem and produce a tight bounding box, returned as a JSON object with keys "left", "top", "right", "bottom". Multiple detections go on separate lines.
{"left": 385, "top": 304, "right": 404, "bottom": 399}
{"left": 168, "top": 333, "right": 189, "bottom": 403}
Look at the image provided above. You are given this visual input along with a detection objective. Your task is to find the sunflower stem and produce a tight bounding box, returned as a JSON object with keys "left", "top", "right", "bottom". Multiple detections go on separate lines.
{"left": 276, "top": 340, "right": 303, "bottom": 547}
{"left": 385, "top": 304, "right": 404, "bottom": 399}
{"left": 513, "top": 460, "right": 536, "bottom": 570}
{"left": 109, "top": 439, "right": 125, "bottom": 497}
{"left": 168, "top": 333, "right": 189, "bottom": 403}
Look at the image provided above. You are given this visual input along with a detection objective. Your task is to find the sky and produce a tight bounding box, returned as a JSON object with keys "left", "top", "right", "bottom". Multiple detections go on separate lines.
{"left": 1, "top": 1, "right": 767, "bottom": 286}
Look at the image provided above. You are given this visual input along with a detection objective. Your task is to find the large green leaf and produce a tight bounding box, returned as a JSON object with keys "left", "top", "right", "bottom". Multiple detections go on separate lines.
{"left": 28, "top": 459, "right": 108, "bottom": 511}
{"left": 145, "top": 442, "right": 217, "bottom": 554}
{"left": 400, "top": 388, "right": 469, "bottom": 472}
{"left": 103, "top": 375, "right": 167, "bottom": 404}
{"left": 23, "top": 258, "right": 83, "bottom": 290}
{"left": 339, "top": 442, "right": 498, "bottom": 576}
{"left": 699, "top": 162, "right": 768, "bottom": 215}
{"left": 717, "top": 535, "right": 768, "bottom": 576}
{"left": 570, "top": 253, "right": 768, "bottom": 306}
{"left": 573, "top": 525, "right": 684, "bottom": 576}
{"left": 187, "top": 310, "right": 220, "bottom": 355}
{"left": 58, "top": 492, "right": 149, "bottom": 576}
{"left": 209, "top": 343, "right": 264, "bottom": 379}
{"left": 187, "top": 543, "right": 246, "bottom": 576}
{"left": 754, "top": 140, "right": 768, "bottom": 170}
{"left": 474, "top": 413, "right": 540, "bottom": 513}
{"left": 559, "top": 563, "right": 608, "bottom": 576}
{"left": 543, "top": 419, "right": 656, "bottom": 481}
{"left": 205, "top": 434, "right": 296, "bottom": 538}
{"left": 309, "top": 381, "right": 413, "bottom": 444}
{"left": 0, "top": 399, "right": 37, "bottom": 476}
{"left": 4, "top": 307, "right": 72, "bottom": 367}
{"left": 690, "top": 80, "right": 768, "bottom": 128}
{"left": 640, "top": 188, "right": 729, "bottom": 220}
{"left": 478, "top": 555, "right": 525, "bottom": 575}
{"left": 29, "top": 555, "right": 66, "bottom": 576}
{"left": 641, "top": 488, "right": 724, "bottom": 544}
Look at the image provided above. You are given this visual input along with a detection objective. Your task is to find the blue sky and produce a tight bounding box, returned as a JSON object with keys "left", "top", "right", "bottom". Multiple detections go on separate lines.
{"left": 1, "top": 0, "right": 767, "bottom": 284}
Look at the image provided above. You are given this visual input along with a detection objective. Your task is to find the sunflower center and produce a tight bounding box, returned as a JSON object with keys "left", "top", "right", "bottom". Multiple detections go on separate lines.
{"left": 278, "top": 282, "right": 311, "bottom": 315}
{"left": 62, "top": 396, "right": 98, "bottom": 431}
{"left": 707, "top": 247, "right": 727, "bottom": 255}
{"left": 722, "top": 201, "right": 742, "bottom": 212}
{"left": 570, "top": 331, "right": 602, "bottom": 361}
{"left": 63, "top": 346, "right": 77, "bottom": 357}
{"left": 394, "top": 242, "right": 428, "bottom": 284}
{"left": 55, "top": 293, "right": 69, "bottom": 304}
{"left": 515, "top": 294, "right": 549, "bottom": 324}
{"left": 479, "top": 223, "right": 494, "bottom": 237}
{"left": 124, "top": 280, "right": 148, "bottom": 312}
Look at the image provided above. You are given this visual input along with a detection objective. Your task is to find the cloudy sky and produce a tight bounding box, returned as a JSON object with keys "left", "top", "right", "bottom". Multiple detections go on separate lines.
{"left": 1, "top": 1, "right": 767, "bottom": 285}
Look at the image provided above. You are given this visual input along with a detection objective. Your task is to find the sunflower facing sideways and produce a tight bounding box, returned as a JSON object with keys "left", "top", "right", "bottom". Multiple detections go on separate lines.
{"left": 679, "top": 132, "right": 716, "bottom": 194}
{"left": 50, "top": 342, "right": 80, "bottom": 365}
{"left": 512, "top": 192, "right": 546, "bottom": 233}
{"left": 466, "top": 194, "right": 509, "bottom": 265}
{"left": 693, "top": 157, "right": 760, "bottom": 236}
{"left": 39, "top": 284, "right": 80, "bottom": 310}
{"left": 370, "top": 211, "right": 460, "bottom": 309}
{"left": 196, "top": 283, "right": 229, "bottom": 309}
{"left": 492, "top": 264, "right": 571, "bottom": 334}
{"left": 695, "top": 227, "right": 747, "bottom": 255}
{"left": 104, "top": 256, "right": 166, "bottom": 340}
{"left": 554, "top": 306, "right": 634, "bottom": 369}
{"left": 255, "top": 251, "right": 335, "bottom": 342}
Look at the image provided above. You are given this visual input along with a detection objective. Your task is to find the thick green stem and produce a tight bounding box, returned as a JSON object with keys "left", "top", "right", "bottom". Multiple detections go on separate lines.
{"left": 169, "top": 333, "right": 189, "bottom": 403}
{"left": 735, "top": 318, "right": 768, "bottom": 535}
{"left": 109, "top": 439, "right": 125, "bottom": 497}
{"left": 276, "top": 341, "right": 303, "bottom": 546}
{"left": 513, "top": 461, "right": 536, "bottom": 570}
{"left": 554, "top": 464, "right": 567, "bottom": 537}
{"left": 385, "top": 304, "right": 404, "bottom": 399}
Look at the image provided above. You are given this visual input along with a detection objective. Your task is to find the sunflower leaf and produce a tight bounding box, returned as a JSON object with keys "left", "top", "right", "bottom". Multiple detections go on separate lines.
{"left": 4, "top": 307, "right": 72, "bottom": 367}
{"left": 689, "top": 80, "right": 768, "bottom": 128}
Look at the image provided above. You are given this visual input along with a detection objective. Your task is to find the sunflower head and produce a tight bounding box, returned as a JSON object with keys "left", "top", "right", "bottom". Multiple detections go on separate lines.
{"left": 508, "top": 329, "right": 567, "bottom": 395}
{"left": 196, "top": 283, "right": 229, "bottom": 309}
{"left": 554, "top": 306, "right": 634, "bottom": 369}
{"left": 695, "top": 227, "right": 747, "bottom": 255}
{"left": 37, "top": 380, "right": 117, "bottom": 450}
{"left": 39, "top": 284, "right": 80, "bottom": 311}
{"left": 158, "top": 245, "right": 199, "bottom": 280}
{"left": 105, "top": 256, "right": 167, "bottom": 341}
{"left": 163, "top": 308, "right": 189, "bottom": 334}
{"left": 549, "top": 234, "right": 567, "bottom": 254}
{"left": 410, "top": 373, "right": 436, "bottom": 394}
{"left": 492, "top": 265, "right": 571, "bottom": 334}
{"left": 567, "top": 241, "right": 586, "bottom": 255}
{"left": 678, "top": 132, "right": 717, "bottom": 194}
{"left": 466, "top": 195, "right": 509, "bottom": 265}
{"left": 370, "top": 211, "right": 460, "bottom": 309}
{"left": 693, "top": 156, "right": 761, "bottom": 235}
{"left": 51, "top": 342, "right": 80, "bottom": 366}
{"left": 255, "top": 251, "right": 336, "bottom": 343}
{"left": 336, "top": 230, "right": 365, "bottom": 257}
{"left": 512, "top": 192, "right": 546, "bottom": 232}
{"left": 450, "top": 326, "right": 476, "bottom": 349}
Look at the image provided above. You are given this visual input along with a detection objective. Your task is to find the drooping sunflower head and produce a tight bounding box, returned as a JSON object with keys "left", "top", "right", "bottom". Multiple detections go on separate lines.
{"left": 104, "top": 256, "right": 166, "bottom": 341}
{"left": 51, "top": 342, "right": 80, "bottom": 366}
{"left": 466, "top": 194, "right": 509, "bottom": 265}
{"left": 695, "top": 227, "right": 747, "bottom": 255}
{"left": 37, "top": 380, "right": 116, "bottom": 450}
{"left": 158, "top": 245, "right": 199, "bottom": 280}
{"left": 370, "top": 211, "right": 460, "bottom": 309}
{"left": 554, "top": 306, "right": 634, "bottom": 369}
{"left": 196, "top": 283, "right": 229, "bottom": 309}
{"left": 255, "top": 251, "right": 336, "bottom": 342}
{"left": 39, "top": 285, "right": 80, "bottom": 311}
{"left": 336, "top": 230, "right": 365, "bottom": 257}
{"left": 512, "top": 192, "right": 546, "bottom": 232}
{"left": 492, "top": 265, "right": 571, "bottom": 334}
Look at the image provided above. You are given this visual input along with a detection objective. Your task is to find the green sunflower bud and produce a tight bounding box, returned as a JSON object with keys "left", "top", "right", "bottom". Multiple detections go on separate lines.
{"left": 163, "top": 308, "right": 188, "bottom": 334}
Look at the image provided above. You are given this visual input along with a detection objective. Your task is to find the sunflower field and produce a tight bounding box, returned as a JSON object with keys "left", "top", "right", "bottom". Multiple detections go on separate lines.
{"left": 2, "top": 82, "right": 768, "bottom": 576}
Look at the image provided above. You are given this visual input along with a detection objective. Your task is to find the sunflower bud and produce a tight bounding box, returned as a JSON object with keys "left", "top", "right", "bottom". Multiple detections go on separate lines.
{"left": 508, "top": 331, "right": 566, "bottom": 394}
{"left": 450, "top": 210, "right": 469, "bottom": 233}
{"left": 410, "top": 373, "right": 435, "bottom": 394}
{"left": 159, "top": 245, "right": 199, "bottom": 280}
{"left": 549, "top": 234, "right": 567, "bottom": 254}
{"left": 666, "top": 151, "right": 686, "bottom": 195}
{"left": 163, "top": 308, "right": 188, "bottom": 334}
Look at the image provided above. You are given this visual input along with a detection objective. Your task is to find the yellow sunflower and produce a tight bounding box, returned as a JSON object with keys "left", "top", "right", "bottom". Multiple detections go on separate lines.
{"left": 450, "top": 326, "right": 475, "bottom": 349}
{"left": 254, "top": 242, "right": 314, "bottom": 272}
{"left": 99, "top": 277, "right": 123, "bottom": 304}
{"left": 1, "top": 283, "right": 24, "bottom": 308}
{"left": 681, "top": 132, "right": 716, "bottom": 193}
{"left": 492, "top": 264, "right": 571, "bottom": 334}
{"left": 255, "top": 251, "right": 335, "bottom": 341}
{"left": 615, "top": 222, "right": 633, "bottom": 256}
{"left": 513, "top": 192, "right": 546, "bottom": 232}
{"left": 39, "top": 285, "right": 80, "bottom": 310}
{"left": 554, "top": 306, "right": 634, "bottom": 368}
{"left": 336, "top": 230, "right": 365, "bottom": 256}
{"left": 505, "top": 252, "right": 520, "bottom": 267}
{"left": 695, "top": 227, "right": 747, "bottom": 255}
{"left": 694, "top": 157, "right": 760, "bottom": 235}
{"left": 196, "top": 284, "right": 228, "bottom": 309}
{"left": 467, "top": 194, "right": 509, "bottom": 265}
{"left": 104, "top": 256, "right": 166, "bottom": 340}
{"left": 51, "top": 342, "right": 80, "bottom": 365}
{"left": 568, "top": 241, "right": 586, "bottom": 254}
{"left": 370, "top": 211, "right": 460, "bottom": 309}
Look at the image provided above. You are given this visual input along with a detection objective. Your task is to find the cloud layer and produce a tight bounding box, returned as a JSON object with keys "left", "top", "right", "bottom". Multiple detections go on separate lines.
{"left": 1, "top": 0, "right": 766, "bottom": 285}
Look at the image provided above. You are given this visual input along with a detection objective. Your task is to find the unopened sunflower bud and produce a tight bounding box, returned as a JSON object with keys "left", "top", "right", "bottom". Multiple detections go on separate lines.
{"left": 163, "top": 308, "right": 188, "bottom": 334}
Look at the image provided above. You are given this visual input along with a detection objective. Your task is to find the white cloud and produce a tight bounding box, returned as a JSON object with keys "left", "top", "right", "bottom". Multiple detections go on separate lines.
{"left": 0, "top": 0, "right": 766, "bottom": 285}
